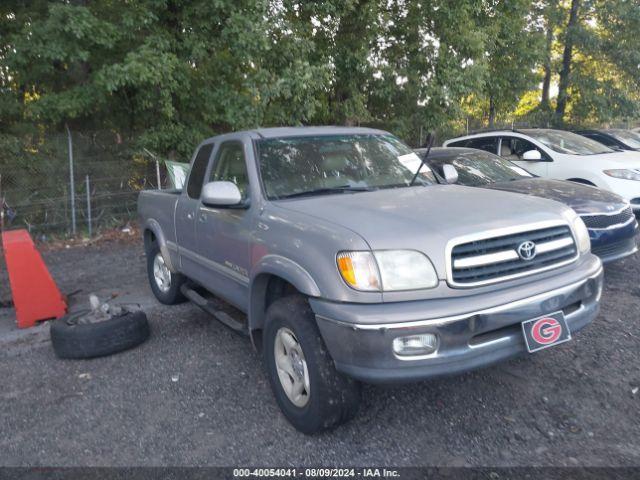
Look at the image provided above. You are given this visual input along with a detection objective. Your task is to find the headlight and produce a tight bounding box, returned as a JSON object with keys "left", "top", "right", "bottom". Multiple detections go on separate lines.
{"left": 337, "top": 250, "right": 438, "bottom": 291}
{"left": 572, "top": 216, "right": 591, "bottom": 254}
{"left": 374, "top": 250, "right": 438, "bottom": 290}
{"left": 603, "top": 169, "right": 640, "bottom": 181}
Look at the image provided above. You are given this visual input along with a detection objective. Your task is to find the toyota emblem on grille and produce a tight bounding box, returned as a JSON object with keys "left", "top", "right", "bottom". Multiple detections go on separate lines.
{"left": 517, "top": 240, "right": 537, "bottom": 260}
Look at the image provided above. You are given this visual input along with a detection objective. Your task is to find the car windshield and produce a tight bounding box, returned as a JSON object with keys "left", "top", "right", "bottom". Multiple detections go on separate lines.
{"left": 256, "top": 134, "right": 436, "bottom": 199}
{"left": 430, "top": 151, "right": 533, "bottom": 186}
{"left": 522, "top": 129, "right": 614, "bottom": 155}
{"left": 608, "top": 129, "right": 640, "bottom": 149}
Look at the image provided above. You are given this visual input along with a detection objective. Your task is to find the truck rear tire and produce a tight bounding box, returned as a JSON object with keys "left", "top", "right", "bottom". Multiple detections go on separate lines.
{"left": 146, "top": 243, "right": 186, "bottom": 305}
{"left": 263, "top": 295, "right": 361, "bottom": 434}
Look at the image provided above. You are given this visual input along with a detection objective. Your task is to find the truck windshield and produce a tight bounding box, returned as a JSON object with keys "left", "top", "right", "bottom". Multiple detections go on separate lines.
{"left": 256, "top": 134, "right": 436, "bottom": 199}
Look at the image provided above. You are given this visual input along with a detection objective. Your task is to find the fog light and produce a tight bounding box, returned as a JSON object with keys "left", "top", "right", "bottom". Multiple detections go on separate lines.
{"left": 392, "top": 334, "right": 438, "bottom": 357}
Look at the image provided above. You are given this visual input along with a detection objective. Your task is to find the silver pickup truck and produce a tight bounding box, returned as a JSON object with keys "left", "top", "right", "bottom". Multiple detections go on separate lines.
{"left": 138, "top": 127, "right": 603, "bottom": 434}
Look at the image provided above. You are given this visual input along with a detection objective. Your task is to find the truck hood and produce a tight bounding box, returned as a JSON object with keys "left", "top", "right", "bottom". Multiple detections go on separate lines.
{"left": 274, "top": 184, "right": 572, "bottom": 278}
{"left": 484, "top": 178, "right": 628, "bottom": 216}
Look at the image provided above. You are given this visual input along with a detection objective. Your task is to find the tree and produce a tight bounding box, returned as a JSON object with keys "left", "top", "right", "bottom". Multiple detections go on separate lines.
{"left": 2, "top": 1, "right": 330, "bottom": 157}
{"left": 478, "top": 0, "right": 545, "bottom": 127}
{"left": 368, "top": 0, "right": 488, "bottom": 144}
{"left": 555, "top": 0, "right": 581, "bottom": 125}
{"left": 540, "top": 1, "right": 562, "bottom": 109}
{"left": 545, "top": 0, "right": 640, "bottom": 126}
{"left": 1, "top": 0, "right": 640, "bottom": 156}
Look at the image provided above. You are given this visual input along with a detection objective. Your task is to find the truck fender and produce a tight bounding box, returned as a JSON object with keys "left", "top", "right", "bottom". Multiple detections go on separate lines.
{"left": 142, "top": 218, "right": 177, "bottom": 272}
{"left": 248, "top": 255, "right": 322, "bottom": 341}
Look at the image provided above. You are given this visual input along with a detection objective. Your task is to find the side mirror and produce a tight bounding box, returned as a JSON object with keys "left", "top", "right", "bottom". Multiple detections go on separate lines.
{"left": 201, "top": 181, "right": 242, "bottom": 207}
{"left": 442, "top": 164, "right": 459, "bottom": 184}
{"left": 522, "top": 149, "right": 542, "bottom": 161}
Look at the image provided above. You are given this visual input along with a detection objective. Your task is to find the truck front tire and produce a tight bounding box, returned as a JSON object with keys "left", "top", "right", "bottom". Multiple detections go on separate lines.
{"left": 263, "top": 295, "right": 361, "bottom": 434}
{"left": 146, "top": 243, "right": 186, "bottom": 305}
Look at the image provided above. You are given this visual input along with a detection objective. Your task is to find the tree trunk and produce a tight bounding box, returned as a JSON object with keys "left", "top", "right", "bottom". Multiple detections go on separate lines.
{"left": 555, "top": 0, "right": 580, "bottom": 125}
{"left": 540, "top": 21, "right": 554, "bottom": 108}
{"left": 488, "top": 96, "right": 496, "bottom": 128}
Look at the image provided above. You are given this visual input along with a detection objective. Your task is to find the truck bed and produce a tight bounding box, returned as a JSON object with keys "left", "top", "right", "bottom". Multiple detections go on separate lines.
{"left": 137, "top": 189, "right": 180, "bottom": 246}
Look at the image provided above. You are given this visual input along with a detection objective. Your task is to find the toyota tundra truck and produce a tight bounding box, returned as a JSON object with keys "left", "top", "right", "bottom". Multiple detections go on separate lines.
{"left": 137, "top": 127, "right": 603, "bottom": 434}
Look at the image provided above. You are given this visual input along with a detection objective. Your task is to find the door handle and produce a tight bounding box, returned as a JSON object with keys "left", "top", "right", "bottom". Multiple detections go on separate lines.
{"left": 187, "top": 213, "right": 193, "bottom": 220}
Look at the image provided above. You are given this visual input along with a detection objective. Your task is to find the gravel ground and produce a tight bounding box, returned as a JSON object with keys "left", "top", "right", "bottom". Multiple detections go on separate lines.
{"left": 0, "top": 240, "right": 639, "bottom": 467}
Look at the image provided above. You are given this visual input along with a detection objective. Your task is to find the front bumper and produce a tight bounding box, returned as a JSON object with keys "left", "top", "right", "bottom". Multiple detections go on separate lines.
{"left": 312, "top": 255, "right": 603, "bottom": 384}
{"left": 590, "top": 220, "right": 638, "bottom": 263}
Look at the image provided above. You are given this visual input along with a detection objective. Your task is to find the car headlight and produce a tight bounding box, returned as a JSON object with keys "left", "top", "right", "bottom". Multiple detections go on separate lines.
{"left": 572, "top": 216, "right": 591, "bottom": 254}
{"left": 337, "top": 250, "right": 438, "bottom": 291}
{"left": 603, "top": 169, "right": 640, "bottom": 181}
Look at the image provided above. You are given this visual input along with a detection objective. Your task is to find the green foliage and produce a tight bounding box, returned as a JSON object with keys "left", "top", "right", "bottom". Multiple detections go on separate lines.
{"left": 477, "top": 0, "right": 545, "bottom": 125}
{"left": 1, "top": 0, "right": 639, "bottom": 157}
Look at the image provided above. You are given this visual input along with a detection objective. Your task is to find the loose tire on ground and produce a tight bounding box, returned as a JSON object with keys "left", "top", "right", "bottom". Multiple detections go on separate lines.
{"left": 263, "top": 294, "right": 361, "bottom": 434}
{"left": 50, "top": 310, "right": 150, "bottom": 359}
{"left": 146, "top": 241, "right": 186, "bottom": 305}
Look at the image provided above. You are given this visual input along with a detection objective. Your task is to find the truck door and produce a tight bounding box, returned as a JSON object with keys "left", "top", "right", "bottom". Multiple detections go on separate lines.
{"left": 175, "top": 142, "right": 214, "bottom": 281}
{"left": 194, "top": 139, "right": 252, "bottom": 310}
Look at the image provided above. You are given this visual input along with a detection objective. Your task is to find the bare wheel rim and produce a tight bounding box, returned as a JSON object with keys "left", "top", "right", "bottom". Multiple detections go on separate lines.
{"left": 152, "top": 253, "right": 172, "bottom": 293}
{"left": 274, "top": 327, "right": 310, "bottom": 408}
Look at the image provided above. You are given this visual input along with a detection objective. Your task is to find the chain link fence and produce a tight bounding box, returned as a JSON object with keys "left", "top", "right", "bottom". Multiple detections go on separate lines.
{"left": 0, "top": 130, "right": 169, "bottom": 239}
{"left": 2, "top": 121, "right": 639, "bottom": 239}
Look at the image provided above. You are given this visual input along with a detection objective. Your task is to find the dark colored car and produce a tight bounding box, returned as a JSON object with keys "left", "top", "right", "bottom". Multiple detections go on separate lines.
{"left": 416, "top": 147, "right": 638, "bottom": 263}
{"left": 576, "top": 129, "right": 640, "bottom": 152}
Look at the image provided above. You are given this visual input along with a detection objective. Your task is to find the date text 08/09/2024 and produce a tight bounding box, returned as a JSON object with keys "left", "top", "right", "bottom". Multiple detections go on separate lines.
{"left": 232, "top": 468, "right": 400, "bottom": 478}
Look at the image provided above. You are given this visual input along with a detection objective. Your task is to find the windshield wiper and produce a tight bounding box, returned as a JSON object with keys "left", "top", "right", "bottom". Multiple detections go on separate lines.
{"left": 410, "top": 132, "right": 435, "bottom": 186}
{"left": 278, "top": 185, "right": 375, "bottom": 199}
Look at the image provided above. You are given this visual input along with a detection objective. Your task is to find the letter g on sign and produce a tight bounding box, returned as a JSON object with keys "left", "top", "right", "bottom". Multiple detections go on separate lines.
{"left": 531, "top": 318, "right": 562, "bottom": 345}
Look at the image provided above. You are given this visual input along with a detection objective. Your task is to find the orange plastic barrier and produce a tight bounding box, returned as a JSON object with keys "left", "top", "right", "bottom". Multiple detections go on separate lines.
{"left": 2, "top": 229, "right": 67, "bottom": 328}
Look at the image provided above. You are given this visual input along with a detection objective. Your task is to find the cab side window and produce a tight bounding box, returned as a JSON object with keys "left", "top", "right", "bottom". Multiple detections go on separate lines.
{"left": 209, "top": 142, "right": 250, "bottom": 201}
{"left": 466, "top": 137, "right": 499, "bottom": 154}
{"left": 187, "top": 143, "right": 214, "bottom": 199}
{"left": 500, "top": 137, "right": 549, "bottom": 161}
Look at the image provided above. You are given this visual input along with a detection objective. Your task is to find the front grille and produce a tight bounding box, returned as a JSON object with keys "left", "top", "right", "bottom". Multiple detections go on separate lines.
{"left": 581, "top": 207, "right": 634, "bottom": 229}
{"left": 450, "top": 225, "right": 577, "bottom": 286}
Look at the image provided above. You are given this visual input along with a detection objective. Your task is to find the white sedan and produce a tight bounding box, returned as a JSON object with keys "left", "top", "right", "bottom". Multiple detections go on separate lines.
{"left": 443, "top": 128, "right": 640, "bottom": 213}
